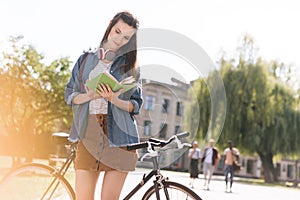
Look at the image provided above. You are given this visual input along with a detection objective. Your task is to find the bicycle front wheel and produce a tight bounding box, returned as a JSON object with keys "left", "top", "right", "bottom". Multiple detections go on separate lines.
{"left": 0, "top": 163, "right": 75, "bottom": 200}
{"left": 142, "top": 181, "right": 202, "bottom": 200}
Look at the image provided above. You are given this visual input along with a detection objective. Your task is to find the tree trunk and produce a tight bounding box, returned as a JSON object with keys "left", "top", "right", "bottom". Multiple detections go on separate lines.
{"left": 257, "top": 151, "right": 277, "bottom": 183}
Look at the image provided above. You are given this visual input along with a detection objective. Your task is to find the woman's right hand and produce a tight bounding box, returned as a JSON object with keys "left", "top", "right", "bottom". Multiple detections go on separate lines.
{"left": 86, "top": 89, "right": 101, "bottom": 100}
{"left": 86, "top": 80, "right": 101, "bottom": 100}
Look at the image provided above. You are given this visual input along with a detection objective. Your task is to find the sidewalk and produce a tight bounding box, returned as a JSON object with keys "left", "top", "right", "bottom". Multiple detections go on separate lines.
{"left": 162, "top": 168, "right": 300, "bottom": 187}
{"left": 118, "top": 168, "right": 300, "bottom": 200}
{"left": 153, "top": 168, "right": 264, "bottom": 185}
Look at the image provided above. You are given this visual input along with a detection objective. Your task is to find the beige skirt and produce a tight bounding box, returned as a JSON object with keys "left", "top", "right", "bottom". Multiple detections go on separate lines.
{"left": 75, "top": 114, "right": 138, "bottom": 172}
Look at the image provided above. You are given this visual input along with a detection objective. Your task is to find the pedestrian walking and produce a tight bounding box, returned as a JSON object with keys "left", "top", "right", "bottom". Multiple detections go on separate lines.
{"left": 223, "top": 140, "right": 240, "bottom": 193}
{"left": 188, "top": 141, "right": 201, "bottom": 188}
{"left": 201, "top": 138, "right": 220, "bottom": 190}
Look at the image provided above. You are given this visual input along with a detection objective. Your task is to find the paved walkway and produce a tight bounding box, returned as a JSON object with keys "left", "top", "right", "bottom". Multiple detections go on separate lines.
{"left": 102, "top": 168, "right": 300, "bottom": 200}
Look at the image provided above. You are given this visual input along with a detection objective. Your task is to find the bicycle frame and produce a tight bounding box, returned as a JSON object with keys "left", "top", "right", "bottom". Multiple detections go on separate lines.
{"left": 123, "top": 153, "right": 166, "bottom": 200}
{"left": 41, "top": 144, "right": 76, "bottom": 199}
{"left": 123, "top": 132, "right": 193, "bottom": 200}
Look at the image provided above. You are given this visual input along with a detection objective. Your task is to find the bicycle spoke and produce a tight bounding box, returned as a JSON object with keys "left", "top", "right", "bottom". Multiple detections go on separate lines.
{"left": 142, "top": 181, "right": 201, "bottom": 200}
{"left": 0, "top": 164, "right": 74, "bottom": 200}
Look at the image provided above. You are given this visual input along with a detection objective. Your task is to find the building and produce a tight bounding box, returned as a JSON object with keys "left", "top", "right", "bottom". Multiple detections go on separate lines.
{"left": 275, "top": 159, "right": 300, "bottom": 182}
{"left": 135, "top": 78, "right": 190, "bottom": 169}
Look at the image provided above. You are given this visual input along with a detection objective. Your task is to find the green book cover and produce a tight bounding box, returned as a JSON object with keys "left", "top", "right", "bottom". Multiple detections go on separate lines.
{"left": 85, "top": 71, "right": 137, "bottom": 94}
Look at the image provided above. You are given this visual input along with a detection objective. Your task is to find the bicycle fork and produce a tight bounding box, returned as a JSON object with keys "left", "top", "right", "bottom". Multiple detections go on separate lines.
{"left": 153, "top": 172, "right": 171, "bottom": 200}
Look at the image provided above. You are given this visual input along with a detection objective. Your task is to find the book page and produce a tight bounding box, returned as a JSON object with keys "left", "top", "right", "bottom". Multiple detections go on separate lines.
{"left": 85, "top": 72, "right": 137, "bottom": 93}
{"left": 120, "top": 76, "right": 135, "bottom": 84}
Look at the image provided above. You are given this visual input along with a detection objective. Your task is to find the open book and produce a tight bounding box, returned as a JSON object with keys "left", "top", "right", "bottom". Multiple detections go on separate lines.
{"left": 85, "top": 71, "right": 137, "bottom": 94}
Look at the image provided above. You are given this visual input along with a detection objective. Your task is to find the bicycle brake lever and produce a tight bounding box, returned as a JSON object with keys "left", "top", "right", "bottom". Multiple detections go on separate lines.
{"left": 140, "top": 151, "right": 158, "bottom": 161}
{"left": 182, "top": 143, "right": 192, "bottom": 148}
{"left": 174, "top": 136, "right": 183, "bottom": 149}
{"left": 173, "top": 136, "right": 192, "bottom": 149}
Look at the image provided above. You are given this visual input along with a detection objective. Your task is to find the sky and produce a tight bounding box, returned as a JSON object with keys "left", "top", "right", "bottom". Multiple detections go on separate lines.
{"left": 1, "top": 0, "right": 299, "bottom": 83}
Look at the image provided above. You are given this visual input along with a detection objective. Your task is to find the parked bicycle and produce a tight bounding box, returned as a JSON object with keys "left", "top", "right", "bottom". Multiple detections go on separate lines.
{"left": 0, "top": 132, "right": 76, "bottom": 199}
{"left": 0, "top": 132, "right": 202, "bottom": 200}
{"left": 124, "top": 131, "right": 202, "bottom": 200}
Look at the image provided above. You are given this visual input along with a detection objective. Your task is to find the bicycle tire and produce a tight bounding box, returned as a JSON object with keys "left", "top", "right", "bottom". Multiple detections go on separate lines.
{"left": 142, "top": 181, "right": 202, "bottom": 200}
{"left": 0, "top": 163, "right": 75, "bottom": 200}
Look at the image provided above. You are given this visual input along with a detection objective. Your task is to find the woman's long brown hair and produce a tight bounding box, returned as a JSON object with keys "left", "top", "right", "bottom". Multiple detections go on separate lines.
{"left": 100, "top": 11, "right": 139, "bottom": 78}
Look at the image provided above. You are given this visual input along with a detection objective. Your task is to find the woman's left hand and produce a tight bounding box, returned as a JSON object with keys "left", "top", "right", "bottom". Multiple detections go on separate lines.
{"left": 97, "top": 83, "right": 122, "bottom": 103}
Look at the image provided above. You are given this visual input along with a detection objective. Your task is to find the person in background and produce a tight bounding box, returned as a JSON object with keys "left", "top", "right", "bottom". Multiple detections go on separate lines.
{"left": 65, "top": 11, "right": 142, "bottom": 200}
{"left": 201, "top": 138, "right": 220, "bottom": 190}
{"left": 223, "top": 140, "right": 240, "bottom": 193}
{"left": 188, "top": 141, "right": 201, "bottom": 188}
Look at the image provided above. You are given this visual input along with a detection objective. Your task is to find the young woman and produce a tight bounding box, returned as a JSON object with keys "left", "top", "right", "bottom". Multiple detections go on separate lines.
{"left": 65, "top": 11, "right": 143, "bottom": 200}
{"left": 188, "top": 141, "right": 201, "bottom": 188}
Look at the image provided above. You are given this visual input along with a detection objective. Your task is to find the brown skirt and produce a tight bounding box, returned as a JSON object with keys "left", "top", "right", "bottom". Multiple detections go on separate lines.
{"left": 74, "top": 114, "right": 138, "bottom": 172}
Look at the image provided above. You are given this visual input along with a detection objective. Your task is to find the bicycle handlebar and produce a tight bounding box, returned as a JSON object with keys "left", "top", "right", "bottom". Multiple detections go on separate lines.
{"left": 127, "top": 132, "right": 190, "bottom": 151}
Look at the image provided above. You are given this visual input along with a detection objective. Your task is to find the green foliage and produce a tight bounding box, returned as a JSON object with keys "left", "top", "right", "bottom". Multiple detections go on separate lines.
{"left": 218, "top": 59, "right": 300, "bottom": 155}
{"left": 185, "top": 34, "right": 300, "bottom": 182}
{"left": 184, "top": 78, "right": 210, "bottom": 142}
{"left": 0, "top": 36, "right": 73, "bottom": 159}
{"left": 184, "top": 69, "right": 227, "bottom": 147}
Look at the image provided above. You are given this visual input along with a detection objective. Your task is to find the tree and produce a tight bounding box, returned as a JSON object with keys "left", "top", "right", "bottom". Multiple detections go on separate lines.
{"left": 185, "top": 34, "right": 300, "bottom": 183}
{"left": 0, "top": 36, "right": 73, "bottom": 166}
{"left": 184, "top": 78, "right": 210, "bottom": 142}
{"left": 184, "top": 69, "right": 227, "bottom": 148}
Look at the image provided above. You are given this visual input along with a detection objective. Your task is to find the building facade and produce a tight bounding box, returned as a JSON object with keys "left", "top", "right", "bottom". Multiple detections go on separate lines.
{"left": 135, "top": 79, "right": 190, "bottom": 169}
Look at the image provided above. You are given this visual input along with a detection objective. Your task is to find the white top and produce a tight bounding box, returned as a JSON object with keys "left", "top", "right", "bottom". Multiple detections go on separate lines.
{"left": 89, "top": 60, "right": 112, "bottom": 114}
{"left": 189, "top": 148, "right": 201, "bottom": 159}
{"left": 203, "top": 147, "right": 213, "bottom": 164}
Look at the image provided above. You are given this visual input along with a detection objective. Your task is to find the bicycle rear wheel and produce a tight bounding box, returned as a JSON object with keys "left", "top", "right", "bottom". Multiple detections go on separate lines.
{"left": 0, "top": 163, "right": 75, "bottom": 200}
{"left": 142, "top": 181, "right": 202, "bottom": 200}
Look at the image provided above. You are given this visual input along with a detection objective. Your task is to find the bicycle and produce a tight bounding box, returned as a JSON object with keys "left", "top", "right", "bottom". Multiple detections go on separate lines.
{"left": 124, "top": 131, "right": 202, "bottom": 200}
{"left": 0, "top": 132, "right": 202, "bottom": 200}
{"left": 0, "top": 132, "right": 76, "bottom": 199}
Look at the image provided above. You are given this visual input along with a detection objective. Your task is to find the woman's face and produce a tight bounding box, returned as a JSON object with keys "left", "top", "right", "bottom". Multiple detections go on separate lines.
{"left": 105, "top": 19, "right": 136, "bottom": 52}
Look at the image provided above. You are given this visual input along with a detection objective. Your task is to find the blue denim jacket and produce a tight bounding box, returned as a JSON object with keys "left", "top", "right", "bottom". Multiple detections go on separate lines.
{"left": 65, "top": 50, "right": 143, "bottom": 147}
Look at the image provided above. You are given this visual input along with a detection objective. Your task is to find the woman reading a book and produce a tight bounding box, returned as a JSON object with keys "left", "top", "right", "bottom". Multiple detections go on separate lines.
{"left": 64, "top": 11, "right": 143, "bottom": 200}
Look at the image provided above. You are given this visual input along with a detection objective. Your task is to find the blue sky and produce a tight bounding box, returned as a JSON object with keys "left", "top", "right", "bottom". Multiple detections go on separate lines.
{"left": 1, "top": 0, "right": 299, "bottom": 83}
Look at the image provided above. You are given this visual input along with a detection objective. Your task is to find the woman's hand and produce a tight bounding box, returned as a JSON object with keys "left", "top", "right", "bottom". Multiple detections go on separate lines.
{"left": 72, "top": 80, "right": 101, "bottom": 104}
{"left": 97, "top": 83, "right": 134, "bottom": 112}
{"left": 85, "top": 80, "right": 101, "bottom": 100}
{"left": 97, "top": 83, "right": 122, "bottom": 102}
{"left": 86, "top": 88, "right": 101, "bottom": 100}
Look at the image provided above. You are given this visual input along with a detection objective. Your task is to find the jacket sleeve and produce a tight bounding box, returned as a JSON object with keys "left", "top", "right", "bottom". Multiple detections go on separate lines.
{"left": 129, "top": 67, "right": 143, "bottom": 115}
{"left": 64, "top": 54, "right": 86, "bottom": 107}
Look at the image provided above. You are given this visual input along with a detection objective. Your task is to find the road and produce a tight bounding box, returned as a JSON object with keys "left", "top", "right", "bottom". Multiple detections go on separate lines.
{"left": 94, "top": 168, "right": 300, "bottom": 200}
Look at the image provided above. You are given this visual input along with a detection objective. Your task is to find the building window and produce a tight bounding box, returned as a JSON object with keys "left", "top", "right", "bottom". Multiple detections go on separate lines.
{"left": 276, "top": 163, "right": 281, "bottom": 177}
{"left": 159, "top": 123, "right": 168, "bottom": 138}
{"left": 144, "top": 120, "right": 152, "bottom": 136}
{"left": 246, "top": 159, "right": 254, "bottom": 174}
{"left": 175, "top": 125, "right": 181, "bottom": 134}
{"left": 176, "top": 102, "right": 183, "bottom": 116}
{"left": 287, "top": 164, "right": 294, "bottom": 178}
{"left": 162, "top": 99, "right": 169, "bottom": 113}
{"left": 217, "top": 155, "right": 225, "bottom": 170}
{"left": 144, "top": 95, "right": 155, "bottom": 111}
{"left": 171, "top": 151, "right": 182, "bottom": 169}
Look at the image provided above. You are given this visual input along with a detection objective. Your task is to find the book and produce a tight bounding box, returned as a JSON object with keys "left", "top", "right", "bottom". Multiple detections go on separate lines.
{"left": 85, "top": 71, "right": 137, "bottom": 94}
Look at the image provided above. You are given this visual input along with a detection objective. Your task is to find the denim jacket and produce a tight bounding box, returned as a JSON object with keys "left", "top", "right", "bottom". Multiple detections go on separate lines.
{"left": 65, "top": 50, "right": 143, "bottom": 147}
